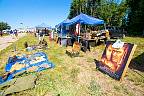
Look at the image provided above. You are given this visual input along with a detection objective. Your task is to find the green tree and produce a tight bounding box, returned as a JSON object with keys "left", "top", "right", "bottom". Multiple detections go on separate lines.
{"left": 126, "top": 0, "right": 144, "bottom": 36}
{"left": 68, "top": 0, "right": 127, "bottom": 27}
{"left": 68, "top": 0, "right": 87, "bottom": 19}
{"left": 68, "top": 0, "right": 78, "bottom": 19}
{"left": 96, "top": 0, "right": 127, "bottom": 26}
{"left": 0, "top": 22, "right": 11, "bottom": 31}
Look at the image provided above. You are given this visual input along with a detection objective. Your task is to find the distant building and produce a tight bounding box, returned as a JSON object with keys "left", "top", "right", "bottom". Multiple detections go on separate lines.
{"left": 35, "top": 23, "right": 52, "bottom": 36}
{"left": 17, "top": 27, "right": 36, "bottom": 33}
{"left": 26, "top": 27, "right": 36, "bottom": 32}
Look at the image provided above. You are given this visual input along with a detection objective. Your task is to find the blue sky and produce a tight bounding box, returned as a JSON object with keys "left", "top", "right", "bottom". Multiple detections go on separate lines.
{"left": 0, "top": 0, "right": 71, "bottom": 29}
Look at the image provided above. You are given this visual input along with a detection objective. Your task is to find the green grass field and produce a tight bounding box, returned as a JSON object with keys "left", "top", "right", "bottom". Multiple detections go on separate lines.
{"left": 0, "top": 34, "right": 144, "bottom": 96}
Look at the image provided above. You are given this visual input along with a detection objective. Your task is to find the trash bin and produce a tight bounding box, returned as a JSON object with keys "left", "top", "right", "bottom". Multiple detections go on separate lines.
{"left": 61, "top": 38, "right": 67, "bottom": 46}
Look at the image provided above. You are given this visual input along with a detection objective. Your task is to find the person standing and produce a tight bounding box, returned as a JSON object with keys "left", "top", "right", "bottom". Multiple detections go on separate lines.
{"left": 10, "top": 30, "right": 14, "bottom": 38}
{"left": 38, "top": 30, "right": 44, "bottom": 43}
{"left": 0, "top": 31, "right": 3, "bottom": 37}
{"left": 14, "top": 29, "right": 18, "bottom": 38}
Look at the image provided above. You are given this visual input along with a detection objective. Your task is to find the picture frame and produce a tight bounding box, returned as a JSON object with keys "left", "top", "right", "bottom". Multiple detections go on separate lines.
{"left": 97, "top": 41, "right": 137, "bottom": 80}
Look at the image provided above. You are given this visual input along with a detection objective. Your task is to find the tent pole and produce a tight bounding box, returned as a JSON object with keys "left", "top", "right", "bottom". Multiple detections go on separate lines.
{"left": 104, "top": 23, "right": 106, "bottom": 30}
{"left": 78, "top": 23, "right": 80, "bottom": 43}
{"left": 78, "top": 23, "right": 81, "bottom": 43}
{"left": 60, "top": 25, "right": 63, "bottom": 45}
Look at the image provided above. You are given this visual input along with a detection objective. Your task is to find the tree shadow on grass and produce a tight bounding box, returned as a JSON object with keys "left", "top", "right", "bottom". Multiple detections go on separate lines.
{"left": 129, "top": 52, "right": 144, "bottom": 72}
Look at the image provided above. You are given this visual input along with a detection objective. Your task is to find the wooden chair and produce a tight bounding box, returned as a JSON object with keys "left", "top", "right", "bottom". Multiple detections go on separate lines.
{"left": 66, "top": 41, "right": 81, "bottom": 57}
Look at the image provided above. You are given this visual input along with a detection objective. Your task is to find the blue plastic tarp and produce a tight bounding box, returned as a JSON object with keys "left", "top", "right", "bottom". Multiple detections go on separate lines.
{"left": 0, "top": 52, "right": 54, "bottom": 84}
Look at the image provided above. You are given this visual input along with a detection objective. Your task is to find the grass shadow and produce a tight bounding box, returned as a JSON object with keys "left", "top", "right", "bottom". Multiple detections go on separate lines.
{"left": 94, "top": 59, "right": 100, "bottom": 68}
{"left": 126, "top": 34, "right": 144, "bottom": 38}
{"left": 129, "top": 52, "right": 144, "bottom": 72}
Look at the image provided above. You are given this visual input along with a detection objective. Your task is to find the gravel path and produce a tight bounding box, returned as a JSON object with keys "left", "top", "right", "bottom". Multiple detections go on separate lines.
{"left": 0, "top": 33, "right": 26, "bottom": 51}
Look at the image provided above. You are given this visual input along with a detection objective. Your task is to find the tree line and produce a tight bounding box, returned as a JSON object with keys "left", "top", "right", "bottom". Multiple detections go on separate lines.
{"left": 0, "top": 22, "right": 11, "bottom": 32}
{"left": 68, "top": 0, "right": 144, "bottom": 36}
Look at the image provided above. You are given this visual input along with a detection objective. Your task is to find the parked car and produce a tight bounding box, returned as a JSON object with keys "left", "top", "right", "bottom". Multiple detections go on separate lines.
{"left": 2, "top": 30, "right": 10, "bottom": 34}
{"left": 106, "top": 26, "right": 125, "bottom": 39}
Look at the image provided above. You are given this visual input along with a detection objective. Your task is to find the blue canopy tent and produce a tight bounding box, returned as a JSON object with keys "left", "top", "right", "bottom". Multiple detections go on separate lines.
{"left": 55, "top": 19, "right": 72, "bottom": 39}
{"left": 69, "top": 13, "right": 104, "bottom": 25}
{"left": 55, "top": 19, "right": 72, "bottom": 46}
{"left": 56, "top": 13, "right": 104, "bottom": 33}
{"left": 66, "top": 13, "right": 105, "bottom": 42}
{"left": 56, "top": 13, "right": 104, "bottom": 27}
{"left": 55, "top": 19, "right": 71, "bottom": 28}
{"left": 56, "top": 13, "right": 105, "bottom": 44}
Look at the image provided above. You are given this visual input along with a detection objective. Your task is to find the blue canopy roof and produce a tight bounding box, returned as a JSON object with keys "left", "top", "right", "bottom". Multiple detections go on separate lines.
{"left": 56, "top": 13, "right": 104, "bottom": 28}
{"left": 70, "top": 13, "right": 104, "bottom": 25}
{"left": 55, "top": 19, "right": 71, "bottom": 28}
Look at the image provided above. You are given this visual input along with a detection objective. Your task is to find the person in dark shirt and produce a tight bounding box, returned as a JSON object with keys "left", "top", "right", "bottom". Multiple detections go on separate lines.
{"left": 14, "top": 29, "right": 18, "bottom": 38}
{"left": 0, "top": 31, "right": 3, "bottom": 37}
{"left": 81, "top": 39, "right": 90, "bottom": 52}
